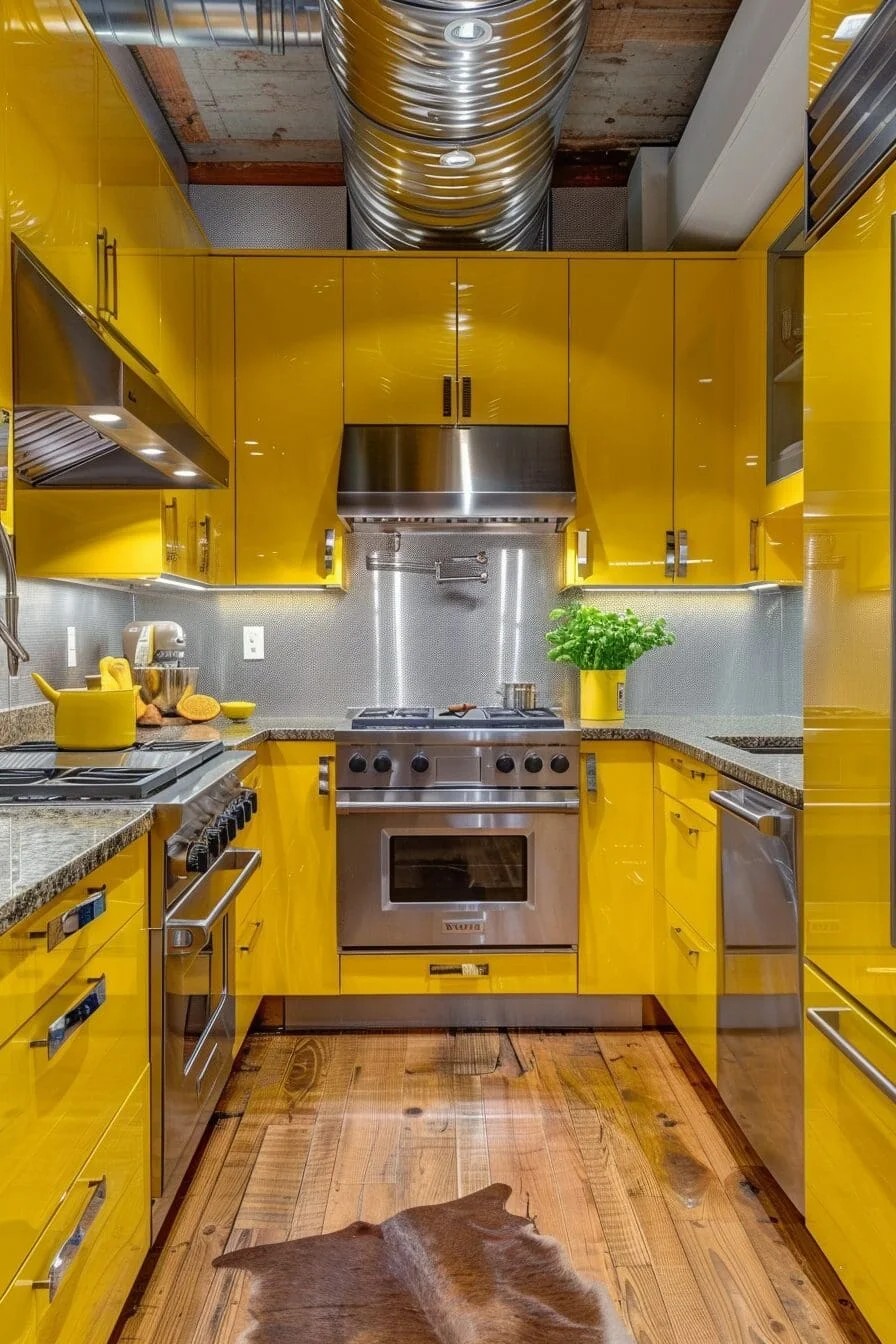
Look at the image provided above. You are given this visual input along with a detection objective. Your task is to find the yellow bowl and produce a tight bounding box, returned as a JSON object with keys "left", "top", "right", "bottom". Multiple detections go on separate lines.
{"left": 220, "top": 701, "right": 256, "bottom": 722}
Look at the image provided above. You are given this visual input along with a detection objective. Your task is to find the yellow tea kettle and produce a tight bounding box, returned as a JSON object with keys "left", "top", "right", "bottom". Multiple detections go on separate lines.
{"left": 32, "top": 673, "right": 137, "bottom": 751}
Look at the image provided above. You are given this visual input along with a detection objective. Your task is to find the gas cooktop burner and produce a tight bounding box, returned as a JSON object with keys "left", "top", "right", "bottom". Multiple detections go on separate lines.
{"left": 0, "top": 738, "right": 225, "bottom": 801}
{"left": 351, "top": 706, "right": 565, "bottom": 730}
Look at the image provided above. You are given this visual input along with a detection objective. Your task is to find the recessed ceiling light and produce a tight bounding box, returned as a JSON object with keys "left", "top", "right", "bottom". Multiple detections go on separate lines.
{"left": 172, "top": 469, "right": 198, "bottom": 478}
{"left": 89, "top": 412, "right": 122, "bottom": 424}
{"left": 140, "top": 447, "right": 165, "bottom": 457}
{"left": 440, "top": 149, "right": 477, "bottom": 169}
{"left": 444, "top": 18, "right": 493, "bottom": 47}
{"left": 833, "top": 14, "right": 871, "bottom": 40}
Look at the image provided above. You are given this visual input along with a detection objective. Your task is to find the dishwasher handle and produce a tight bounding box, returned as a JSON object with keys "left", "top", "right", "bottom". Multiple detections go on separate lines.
{"left": 710, "top": 788, "right": 784, "bottom": 836}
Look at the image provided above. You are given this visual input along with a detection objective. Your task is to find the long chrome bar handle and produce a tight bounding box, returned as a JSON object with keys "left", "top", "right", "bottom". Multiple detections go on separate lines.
{"left": 31, "top": 975, "right": 106, "bottom": 1059}
{"left": 32, "top": 1177, "right": 107, "bottom": 1301}
{"left": 166, "top": 850, "right": 261, "bottom": 951}
{"left": 710, "top": 788, "right": 784, "bottom": 836}
{"left": 749, "top": 518, "right": 760, "bottom": 574}
{"left": 807, "top": 1007, "right": 896, "bottom": 1105}
{"left": 584, "top": 753, "right": 598, "bottom": 795}
{"left": 665, "top": 529, "right": 676, "bottom": 578}
{"left": 323, "top": 528, "right": 336, "bottom": 575}
{"left": 29, "top": 886, "right": 107, "bottom": 953}
{"left": 677, "top": 528, "right": 689, "bottom": 578}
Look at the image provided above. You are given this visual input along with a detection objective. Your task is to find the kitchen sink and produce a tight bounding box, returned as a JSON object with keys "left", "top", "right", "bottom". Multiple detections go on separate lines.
{"left": 710, "top": 735, "right": 803, "bottom": 756}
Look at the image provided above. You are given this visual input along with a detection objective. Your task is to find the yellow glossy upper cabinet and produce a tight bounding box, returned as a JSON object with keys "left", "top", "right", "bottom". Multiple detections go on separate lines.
{"left": 672, "top": 260, "right": 738, "bottom": 586}
{"left": 4, "top": 0, "right": 98, "bottom": 313}
{"left": 344, "top": 257, "right": 458, "bottom": 424}
{"left": 157, "top": 180, "right": 205, "bottom": 416}
{"left": 0, "top": 21, "right": 12, "bottom": 537}
{"left": 457, "top": 257, "right": 568, "bottom": 424}
{"left": 96, "top": 58, "right": 161, "bottom": 369}
{"left": 235, "top": 257, "right": 344, "bottom": 586}
{"left": 194, "top": 256, "right": 235, "bottom": 585}
{"left": 568, "top": 260, "right": 674, "bottom": 586}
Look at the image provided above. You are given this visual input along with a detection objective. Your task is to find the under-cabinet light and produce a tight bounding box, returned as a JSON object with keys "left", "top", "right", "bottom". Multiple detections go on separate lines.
{"left": 748, "top": 582, "right": 781, "bottom": 591}
{"left": 172, "top": 469, "right": 198, "bottom": 478}
{"left": 154, "top": 576, "right": 208, "bottom": 591}
{"left": 140, "top": 447, "right": 165, "bottom": 457}
{"left": 89, "top": 412, "right": 122, "bottom": 424}
{"left": 833, "top": 14, "right": 871, "bottom": 40}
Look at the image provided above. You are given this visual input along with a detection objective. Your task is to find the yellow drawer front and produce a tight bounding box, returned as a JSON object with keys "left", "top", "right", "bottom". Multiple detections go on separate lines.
{"left": 805, "top": 964, "right": 896, "bottom": 1343}
{"left": 234, "top": 884, "right": 267, "bottom": 1053}
{"left": 0, "top": 840, "right": 146, "bottom": 1048}
{"left": 340, "top": 952, "right": 578, "bottom": 996}
{"left": 655, "top": 896, "right": 718, "bottom": 1080}
{"left": 653, "top": 791, "right": 718, "bottom": 948}
{"left": 0, "top": 909, "right": 147, "bottom": 1290}
{"left": 0, "top": 1069, "right": 150, "bottom": 1344}
{"left": 654, "top": 745, "right": 719, "bottom": 822}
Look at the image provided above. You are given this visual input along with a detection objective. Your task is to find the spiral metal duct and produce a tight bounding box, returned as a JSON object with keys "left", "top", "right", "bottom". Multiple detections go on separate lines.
{"left": 81, "top": 0, "right": 322, "bottom": 50}
{"left": 322, "top": 0, "right": 589, "bottom": 249}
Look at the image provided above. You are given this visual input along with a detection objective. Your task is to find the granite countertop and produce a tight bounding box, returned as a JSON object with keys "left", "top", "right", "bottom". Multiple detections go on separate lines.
{"left": 0, "top": 806, "right": 154, "bottom": 936}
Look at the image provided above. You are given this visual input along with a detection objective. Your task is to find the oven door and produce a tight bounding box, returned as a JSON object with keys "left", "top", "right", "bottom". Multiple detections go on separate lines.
{"left": 337, "top": 789, "right": 579, "bottom": 949}
{"left": 159, "top": 848, "right": 260, "bottom": 1200}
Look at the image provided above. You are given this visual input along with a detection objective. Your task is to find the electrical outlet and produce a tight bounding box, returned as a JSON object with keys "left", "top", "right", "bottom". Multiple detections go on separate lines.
{"left": 243, "top": 626, "right": 264, "bottom": 660}
{"left": 66, "top": 626, "right": 77, "bottom": 669}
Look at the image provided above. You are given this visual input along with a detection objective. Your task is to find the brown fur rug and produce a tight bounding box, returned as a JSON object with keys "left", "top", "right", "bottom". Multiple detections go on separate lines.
{"left": 214, "top": 1182, "right": 634, "bottom": 1342}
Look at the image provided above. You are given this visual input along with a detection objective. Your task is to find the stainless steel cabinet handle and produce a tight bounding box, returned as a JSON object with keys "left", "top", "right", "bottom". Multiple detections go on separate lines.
{"left": 96, "top": 228, "right": 109, "bottom": 315}
{"left": 442, "top": 375, "right": 453, "bottom": 418}
{"left": 576, "top": 529, "right": 589, "bottom": 571}
{"left": 710, "top": 788, "right": 784, "bottom": 836}
{"left": 671, "top": 926, "right": 700, "bottom": 961}
{"left": 167, "top": 849, "right": 261, "bottom": 951}
{"left": 323, "top": 528, "right": 335, "bottom": 575}
{"left": 584, "top": 753, "right": 598, "bottom": 795}
{"left": 197, "top": 514, "right": 211, "bottom": 577}
{"left": 336, "top": 796, "right": 579, "bottom": 814}
{"left": 670, "top": 810, "right": 700, "bottom": 837}
{"left": 429, "top": 963, "right": 489, "bottom": 977}
{"left": 164, "top": 498, "right": 179, "bottom": 569}
{"left": 109, "top": 236, "right": 119, "bottom": 319}
{"left": 665, "top": 529, "right": 676, "bottom": 579}
{"left": 677, "top": 528, "right": 689, "bottom": 578}
{"left": 30, "top": 886, "right": 106, "bottom": 953}
{"left": 749, "top": 518, "right": 760, "bottom": 574}
{"left": 31, "top": 975, "right": 106, "bottom": 1059}
{"left": 318, "top": 754, "right": 334, "bottom": 796}
{"left": 239, "top": 919, "right": 264, "bottom": 955}
{"left": 461, "top": 376, "right": 472, "bottom": 419}
{"left": 32, "top": 1177, "right": 106, "bottom": 1301}
{"left": 689, "top": 768, "right": 707, "bottom": 781}
{"left": 807, "top": 1007, "right": 896, "bottom": 1106}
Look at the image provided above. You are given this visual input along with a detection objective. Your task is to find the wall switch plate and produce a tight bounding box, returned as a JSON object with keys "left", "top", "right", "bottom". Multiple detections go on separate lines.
{"left": 243, "top": 626, "right": 265, "bottom": 660}
{"left": 66, "top": 626, "right": 77, "bottom": 668}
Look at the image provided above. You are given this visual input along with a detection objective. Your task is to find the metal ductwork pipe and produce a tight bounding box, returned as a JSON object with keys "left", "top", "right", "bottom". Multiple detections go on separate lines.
{"left": 319, "top": 0, "right": 589, "bottom": 250}
{"left": 81, "top": 0, "right": 322, "bottom": 49}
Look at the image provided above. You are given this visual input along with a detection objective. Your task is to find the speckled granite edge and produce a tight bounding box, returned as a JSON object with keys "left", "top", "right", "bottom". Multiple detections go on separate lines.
{"left": 0, "top": 808, "right": 154, "bottom": 936}
{"left": 0, "top": 701, "right": 54, "bottom": 746}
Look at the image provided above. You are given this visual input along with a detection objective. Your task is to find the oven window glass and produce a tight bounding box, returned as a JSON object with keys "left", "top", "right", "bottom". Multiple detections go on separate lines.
{"left": 388, "top": 835, "right": 527, "bottom": 903}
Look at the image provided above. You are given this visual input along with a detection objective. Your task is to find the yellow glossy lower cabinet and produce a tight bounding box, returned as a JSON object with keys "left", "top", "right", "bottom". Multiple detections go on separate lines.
{"left": 340, "top": 953, "right": 577, "bottom": 996}
{"left": 804, "top": 964, "right": 896, "bottom": 1343}
{"left": 253, "top": 743, "right": 338, "bottom": 996}
{"left": 655, "top": 895, "right": 718, "bottom": 1081}
{"left": 653, "top": 790, "right": 718, "bottom": 948}
{"left": 579, "top": 743, "right": 654, "bottom": 994}
{"left": 234, "top": 878, "right": 268, "bottom": 1051}
{"left": 0, "top": 1069, "right": 150, "bottom": 1344}
{"left": 653, "top": 745, "right": 719, "bottom": 823}
{"left": 0, "top": 906, "right": 147, "bottom": 1290}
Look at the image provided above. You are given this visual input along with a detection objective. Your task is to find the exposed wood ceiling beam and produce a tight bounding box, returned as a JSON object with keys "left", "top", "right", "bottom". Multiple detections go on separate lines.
{"left": 188, "top": 161, "right": 346, "bottom": 185}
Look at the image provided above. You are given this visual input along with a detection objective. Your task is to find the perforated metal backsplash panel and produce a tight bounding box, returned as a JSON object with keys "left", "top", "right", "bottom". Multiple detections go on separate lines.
{"left": 190, "top": 185, "right": 348, "bottom": 249}
{"left": 550, "top": 187, "right": 628, "bottom": 251}
{"left": 5, "top": 580, "right": 133, "bottom": 709}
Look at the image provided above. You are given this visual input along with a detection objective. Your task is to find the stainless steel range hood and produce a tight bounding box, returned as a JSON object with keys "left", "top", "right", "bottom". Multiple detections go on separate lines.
{"left": 13, "top": 248, "right": 229, "bottom": 489}
{"left": 337, "top": 425, "right": 575, "bottom": 531}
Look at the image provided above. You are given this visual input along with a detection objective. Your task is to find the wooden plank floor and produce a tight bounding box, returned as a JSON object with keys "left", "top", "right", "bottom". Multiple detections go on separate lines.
{"left": 116, "top": 1030, "right": 879, "bottom": 1344}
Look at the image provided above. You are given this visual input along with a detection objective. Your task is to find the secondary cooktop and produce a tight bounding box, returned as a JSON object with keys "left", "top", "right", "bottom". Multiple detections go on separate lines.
{"left": 350, "top": 706, "right": 565, "bottom": 730}
{"left": 0, "top": 738, "right": 224, "bottom": 801}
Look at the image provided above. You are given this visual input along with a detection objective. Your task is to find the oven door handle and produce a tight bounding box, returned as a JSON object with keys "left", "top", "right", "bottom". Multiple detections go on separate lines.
{"left": 335, "top": 796, "right": 579, "bottom": 814}
{"left": 167, "top": 848, "right": 261, "bottom": 949}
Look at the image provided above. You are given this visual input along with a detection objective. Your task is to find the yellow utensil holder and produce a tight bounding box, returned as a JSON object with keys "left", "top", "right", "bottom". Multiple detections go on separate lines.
{"left": 580, "top": 669, "right": 626, "bottom": 722}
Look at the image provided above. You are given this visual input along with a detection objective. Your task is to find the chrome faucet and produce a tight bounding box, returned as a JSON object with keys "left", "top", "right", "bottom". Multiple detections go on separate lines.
{"left": 0, "top": 522, "right": 30, "bottom": 676}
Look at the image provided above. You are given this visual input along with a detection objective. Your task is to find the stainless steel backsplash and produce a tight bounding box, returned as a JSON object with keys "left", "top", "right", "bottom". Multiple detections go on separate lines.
{"left": 126, "top": 533, "right": 804, "bottom": 718}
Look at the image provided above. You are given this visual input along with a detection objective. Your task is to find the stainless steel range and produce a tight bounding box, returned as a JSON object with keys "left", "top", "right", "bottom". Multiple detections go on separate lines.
{"left": 0, "top": 736, "right": 261, "bottom": 1238}
{"left": 336, "top": 707, "right": 579, "bottom": 952}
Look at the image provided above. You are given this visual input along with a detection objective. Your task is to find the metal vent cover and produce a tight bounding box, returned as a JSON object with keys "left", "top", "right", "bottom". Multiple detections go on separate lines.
{"left": 807, "top": 0, "right": 896, "bottom": 241}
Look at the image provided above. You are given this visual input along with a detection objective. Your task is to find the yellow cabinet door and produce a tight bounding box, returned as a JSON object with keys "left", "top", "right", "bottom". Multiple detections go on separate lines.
{"left": 340, "top": 952, "right": 577, "bottom": 996}
{"left": 161, "top": 490, "right": 198, "bottom": 579}
{"left": 653, "top": 790, "right": 718, "bottom": 949}
{"left": 804, "top": 963, "right": 896, "bottom": 1343}
{"left": 0, "top": 24, "right": 12, "bottom": 536}
{"left": 253, "top": 743, "right": 338, "bottom": 996}
{"left": 4, "top": 0, "right": 99, "bottom": 313}
{"left": 457, "top": 257, "right": 569, "bottom": 425}
{"left": 655, "top": 894, "right": 718, "bottom": 1081}
{"left": 158, "top": 253, "right": 197, "bottom": 415}
{"left": 344, "top": 256, "right": 458, "bottom": 424}
{"left": 97, "top": 58, "right": 161, "bottom": 369}
{"left": 194, "top": 255, "right": 235, "bottom": 585}
{"left": 568, "top": 260, "right": 674, "bottom": 585}
{"left": 235, "top": 258, "right": 344, "bottom": 586}
{"left": 14, "top": 486, "right": 173, "bottom": 581}
{"left": 673, "top": 260, "right": 738, "bottom": 586}
{"left": 579, "top": 743, "right": 654, "bottom": 995}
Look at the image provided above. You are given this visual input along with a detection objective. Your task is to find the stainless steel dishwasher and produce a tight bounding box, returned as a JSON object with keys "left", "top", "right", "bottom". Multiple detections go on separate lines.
{"left": 710, "top": 777, "right": 803, "bottom": 1212}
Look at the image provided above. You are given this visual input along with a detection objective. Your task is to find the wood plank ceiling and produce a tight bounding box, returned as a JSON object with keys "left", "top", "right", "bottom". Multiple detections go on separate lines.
{"left": 135, "top": 0, "right": 742, "bottom": 186}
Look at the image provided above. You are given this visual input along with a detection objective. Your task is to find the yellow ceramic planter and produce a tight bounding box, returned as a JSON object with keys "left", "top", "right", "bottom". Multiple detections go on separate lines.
{"left": 580, "top": 669, "right": 626, "bottom": 722}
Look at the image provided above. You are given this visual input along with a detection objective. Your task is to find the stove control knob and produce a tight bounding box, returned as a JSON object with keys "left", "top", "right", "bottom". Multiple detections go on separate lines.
{"left": 524, "top": 755, "right": 544, "bottom": 774}
{"left": 373, "top": 753, "right": 392, "bottom": 774}
{"left": 348, "top": 754, "right": 368, "bottom": 774}
{"left": 551, "top": 754, "right": 571, "bottom": 774}
{"left": 495, "top": 755, "right": 515, "bottom": 774}
{"left": 234, "top": 797, "right": 252, "bottom": 827}
{"left": 185, "top": 841, "right": 210, "bottom": 874}
{"left": 411, "top": 754, "right": 430, "bottom": 774}
{"left": 242, "top": 788, "right": 259, "bottom": 816}
{"left": 204, "top": 826, "right": 223, "bottom": 860}
{"left": 221, "top": 811, "right": 238, "bottom": 841}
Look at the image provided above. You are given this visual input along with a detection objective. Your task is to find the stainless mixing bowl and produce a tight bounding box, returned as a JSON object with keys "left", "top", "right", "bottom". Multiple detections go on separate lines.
{"left": 136, "top": 666, "right": 199, "bottom": 715}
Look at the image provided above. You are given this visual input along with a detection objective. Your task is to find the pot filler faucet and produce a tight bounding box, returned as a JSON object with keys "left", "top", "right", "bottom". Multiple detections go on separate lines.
{"left": 0, "top": 521, "right": 30, "bottom": 676}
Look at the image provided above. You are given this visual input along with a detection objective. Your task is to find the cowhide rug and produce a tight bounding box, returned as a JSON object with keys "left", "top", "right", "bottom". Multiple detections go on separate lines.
{"left": 214, "top": 1182, "right": 634, "bottom": 1343}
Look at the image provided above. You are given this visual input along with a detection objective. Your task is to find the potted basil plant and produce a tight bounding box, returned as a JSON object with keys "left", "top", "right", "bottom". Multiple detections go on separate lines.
{"left": 545, "top": 604, "right": 675, "bottom": 721}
